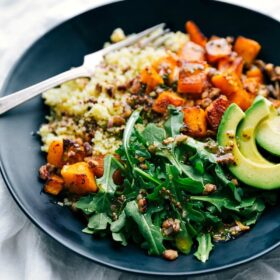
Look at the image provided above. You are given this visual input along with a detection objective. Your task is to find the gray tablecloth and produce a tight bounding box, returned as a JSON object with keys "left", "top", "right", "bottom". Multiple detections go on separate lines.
{"left": 1, "top": 1, "right": 280, "bottom": 279}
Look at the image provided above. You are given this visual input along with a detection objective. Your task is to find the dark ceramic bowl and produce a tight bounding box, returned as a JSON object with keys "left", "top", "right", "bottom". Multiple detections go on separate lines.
{"left": 1, "top": 0, "right": 280, "bottom": 276}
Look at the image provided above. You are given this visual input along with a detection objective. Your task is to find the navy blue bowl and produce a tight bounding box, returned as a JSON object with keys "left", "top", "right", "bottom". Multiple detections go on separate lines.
{"left": 1, "top": 0, "right": 280, "bottom": 276}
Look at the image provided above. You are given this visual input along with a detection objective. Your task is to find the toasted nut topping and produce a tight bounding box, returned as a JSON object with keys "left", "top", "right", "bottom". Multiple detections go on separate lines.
{"left": 203, "top": 184, "right": 217, "bottom": 195}
{"left": 163, "top": 249, "right": 178, "bottom": 261}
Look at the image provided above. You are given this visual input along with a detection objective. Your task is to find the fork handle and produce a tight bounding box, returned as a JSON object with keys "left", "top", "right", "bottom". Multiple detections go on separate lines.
{"left": 0, "top": 66, "right": 89, "bottom": 115}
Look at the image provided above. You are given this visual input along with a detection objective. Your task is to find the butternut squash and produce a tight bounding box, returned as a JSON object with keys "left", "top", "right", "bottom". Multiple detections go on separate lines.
{"left": 153, "top": 55, "right": 178, "bottom": 83}
{"left": 185, "top": 21, "right": 207, "bottom": 47}
{"left": 47, "top": 139, "right": 64, "bottom": 167}
{"left": 218, "top": 56, "right": 244, "bottom": 77}
{"left": 212, "top": 71, "right": 253, "bottom": 110}
{"left": 234, "top": 36, "right": 261, "bottom": 64}
{"left": 205, "top": 38, "right": 231, "bottom": 63}
{"left": 246, "top": 67, "right": 263, "bottom": 83}
{"left": 183, "top": 106, "right": 207, "bottom": 137}
{"left": 178, "top": 41, "right": 205, "bottom": 62}
{"left": 206, "top": 95, "right": 230, "bottom": 130}
{"left": 152, "top": 91, "right": 185, "bottom": 114}
{"left": 177, "top": 62, "right": 207, "bottom": 96}
{"left": 44, "top": 175, "right": 64, "bottom": 196}
{"left": 140, "top": 66, "right": 163, "bottom": 90}
{"left": 61, "top": 162, "right": 97, "bottom": 194}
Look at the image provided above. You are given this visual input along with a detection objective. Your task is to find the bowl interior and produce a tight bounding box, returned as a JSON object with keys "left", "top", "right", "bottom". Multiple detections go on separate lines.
{"left": 1, "top": 0, "right": 280, "bottom": 276}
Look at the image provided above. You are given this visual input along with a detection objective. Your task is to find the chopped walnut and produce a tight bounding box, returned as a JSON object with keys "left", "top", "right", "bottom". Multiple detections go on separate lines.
{"left": 162, "top": 218, "right": 180, "bottom": 236}
{"left": 203, "top": 184, "right": 217, "bottom": 195}
{"left": 163, "top": 249, "right": 178, "bottom": 261}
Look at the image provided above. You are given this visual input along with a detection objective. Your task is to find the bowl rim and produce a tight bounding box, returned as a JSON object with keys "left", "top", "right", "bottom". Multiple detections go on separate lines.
{"left": 0, "top": 0, "right": 280, "bottom": 276}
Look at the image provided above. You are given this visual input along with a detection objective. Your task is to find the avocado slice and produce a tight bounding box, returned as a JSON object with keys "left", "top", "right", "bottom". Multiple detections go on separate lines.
{"left": 236, "top": 98, "right": 272, "bottom": 165}
{"left": 217, "top": 103, "right": 280, "bottom": 190}
{"left": 256, "top": 116, "right": 280, "bottom": 156}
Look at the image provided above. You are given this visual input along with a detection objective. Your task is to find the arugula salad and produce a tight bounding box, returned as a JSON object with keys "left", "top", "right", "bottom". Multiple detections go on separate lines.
{"left": 39, "top": 21, "right": 279, "bottom": 262}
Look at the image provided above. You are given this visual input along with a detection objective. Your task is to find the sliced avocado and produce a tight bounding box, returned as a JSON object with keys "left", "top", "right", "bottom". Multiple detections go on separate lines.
{"left": 256, "top": 116, "right": 280, "bottom": 156}
{"left": 253, "top": 95, "right": 277, "bottom": 116}
{"left": 236, "top": 99, "right": 272, "bottom": 165}
{"left": 217, "top": 103, "right": 280, "bottom": 190}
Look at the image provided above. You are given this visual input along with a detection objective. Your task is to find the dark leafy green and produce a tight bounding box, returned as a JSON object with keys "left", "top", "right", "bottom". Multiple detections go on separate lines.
{"left": 194, "top": 233, "right": 213, "bottom": 263}
{"left": 74, "top": 107, "right": 277, "bottom": 263}
{"left": 125, "top": 201, "right": 165, "bottom": 255}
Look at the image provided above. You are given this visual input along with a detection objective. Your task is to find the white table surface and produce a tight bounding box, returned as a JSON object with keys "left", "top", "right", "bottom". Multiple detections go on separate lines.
{"left": 1, "top": 1, "right": 280, "bottom": 279}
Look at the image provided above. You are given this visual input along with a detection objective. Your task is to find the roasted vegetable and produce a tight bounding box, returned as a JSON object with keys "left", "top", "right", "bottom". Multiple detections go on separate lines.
{"left": 178, "top": 62, "right": 208, "bottom": 96}
{"left": 206, "top": 95, "right": 230, "bottom": 130}
{"left": 218, "top": 55, "right": 244, "bottom": 77}
{"left": 153, "top": 55, "right": 178, "bottom": 83}
{"left": 61, "top": 162, "right": 97, "bottom": 194}
{"left": 140, "top": 66, "right": 163, "bottom": 90}
{"left": 178, "top": 41, "right": 205, "bottom": 62}
{"left": 212, "top": 71, "right": 253, "bottom": 110}
{"left": 183, "top": 106, "right": 207, "bottom": 137}
{"left": 87, "top": 154, "right": 123, "bottom": 185}
{"left": 185, "top": 21, "right": 207, "bottom": 47}
{"left": 152, "top": 91, "right": 185, "bottom": 114}
{"left": 246, "top": 67, "right": 263, "bottom": 83}
{"left": 47, "top": 139, "right": 64, "bottom": 167}
{"left": 44, "top": 175, "right": 64, "bottom": 196}
{"left": 234, "top": 36, "right": 261, "bottom": 64}
{"left": 205, "top": 38, "right": 231, "bottom": 63}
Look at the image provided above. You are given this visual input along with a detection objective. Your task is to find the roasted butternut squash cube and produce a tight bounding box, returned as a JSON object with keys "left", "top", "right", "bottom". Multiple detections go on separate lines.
{"left": 218, "top": 55, "right": 244, "bottom": 77}
{"left": 152, "top": 91, "right": 185, "bottom": 114}
{"left": 228, "top": 89, "right": 253, "bottom": 111}
{"left": 47, "top": 139, "right": 64, "bottom": 167}
{"left": 246, "top": 67, "right": 263, "bottom": 83}
{"left": 234, "top": 36, "right": 261, "bottom": 64}
{"left": 185, "top": 21, "right": 207, "bottom": 47}
{"left": 61, "top": 162, "right": 97, "bottom": 194}
{"left": 206, "top": 38, "right": 232, "bottom": 63}
{"left": 140, "top": 66, "right": 163, "bottom": 90}
{"left": 206, "top": 95, "right": 230, "bottom": 131}
{"left": 178, "top": 41, "right": 205, "bottom": 62}
{"left": 44, "top": 175, "right": 64, "bottom": 196}
{"left": 211, "top": 71, "right": 243, "bottom": 97}
{"left": 178, "top": 62, "right": 208, "bottom": 96}
{"left": 183, "top": 106, "right": 207, "bottom": 137}
{"left": 153, "top": 55, "right": 179, "bottom": 83}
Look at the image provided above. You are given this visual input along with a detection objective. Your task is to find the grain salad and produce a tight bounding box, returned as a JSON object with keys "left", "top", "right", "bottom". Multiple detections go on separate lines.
{"left": 39, "top": 30, "right": 188, "bottom": 154}
{"left": 39, "top": 21, "right": 280, "bottom": 262}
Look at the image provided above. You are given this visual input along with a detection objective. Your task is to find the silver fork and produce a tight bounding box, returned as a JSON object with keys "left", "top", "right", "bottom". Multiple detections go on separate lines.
{"left": 0, "top": 23, "right": 167, "bottom": 115}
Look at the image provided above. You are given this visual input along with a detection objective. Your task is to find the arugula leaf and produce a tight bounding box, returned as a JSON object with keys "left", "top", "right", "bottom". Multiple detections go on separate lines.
{"left": 214, "top": 165, "right": 242, "bottom": 202}
{"left": 134, "top": 167, "right": 161, "bottom": 185}
{"left": 110, "top": 211, "right": 126, "bottom": 232}
{"left": 142, "top": 123, "right": 166, "bottom": 146}
{"left": 183, "top": 137, "right": 242, "bottom": 202}
{"left": 123, "top": 109, "right": 141, "bottom": 167}
{"left": 125, "top": 201, "right": 165, "bottom": 255}
{"left": 164, "top": 107, "right": 184, "bottom": 137}
{"left": 88, "top": 213, "right": 111, "bottom": 230}
{"left": 194, "top": 233, "right": 213, "bottom": 263}
{"left": 76, "top": 193, "right": 111, "bottom": 215}
{"left": 82, "top": 227, "right": 95, "bottom": 234}
{"left": 190, "top": 196, "right": 256, "bottom": 212}
{"left": 112, "top": 232, "right": 127, "bottom": 246}
{"left": 97, "top": 155, "right": 123, "bottom": 194}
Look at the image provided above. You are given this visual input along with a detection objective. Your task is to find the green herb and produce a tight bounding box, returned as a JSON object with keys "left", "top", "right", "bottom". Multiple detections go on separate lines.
{"left": 194, "top": 233, "right": 213, "bottom": 263}
{"left": 125, "top": 201, "right": 165, "bottom": 255}
{"left": 74, "top": 108, "right": 272, "bottom": 263}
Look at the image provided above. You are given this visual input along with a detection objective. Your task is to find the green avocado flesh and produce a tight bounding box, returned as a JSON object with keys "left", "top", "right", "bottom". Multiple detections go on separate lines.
{"left": 217, "top": 103, "right": 280, "bottom": 190}
{"left": 256, "top": 116, "right": 280, "bottom": 156}
{"left": 236, "top": 99, "right": 272, "bottom": 165}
